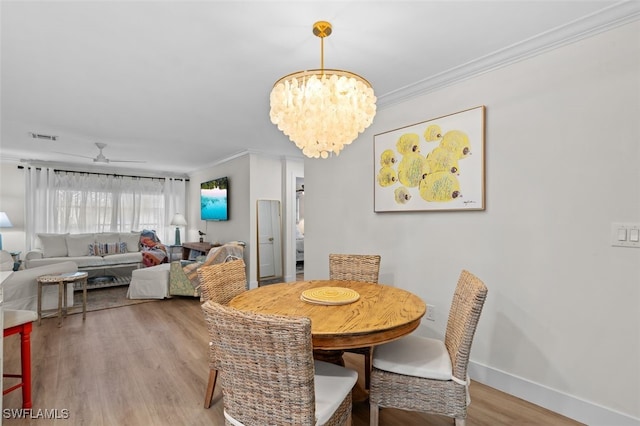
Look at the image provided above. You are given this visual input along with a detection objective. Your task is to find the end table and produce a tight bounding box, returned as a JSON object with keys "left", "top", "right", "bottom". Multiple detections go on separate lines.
{"left": 36, "top": 272, "right": 88, "bottom": 327}
{"left": 166, "top": 244, "right": 182, "bottom": 262}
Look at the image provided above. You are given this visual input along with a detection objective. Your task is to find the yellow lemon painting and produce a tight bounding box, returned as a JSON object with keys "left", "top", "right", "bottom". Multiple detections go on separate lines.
{"left": 374, "top": 106, "right": 485, "bottom": 212}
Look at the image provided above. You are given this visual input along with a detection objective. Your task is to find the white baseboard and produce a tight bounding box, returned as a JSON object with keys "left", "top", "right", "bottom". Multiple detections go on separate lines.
{"left": 468, "top": 361, "right": 639, "bottom": 426}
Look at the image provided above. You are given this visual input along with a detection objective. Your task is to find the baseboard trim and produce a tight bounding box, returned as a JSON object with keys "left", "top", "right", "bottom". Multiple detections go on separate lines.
{"left": 468, "top": 361, "right": 639, "bottom": 426}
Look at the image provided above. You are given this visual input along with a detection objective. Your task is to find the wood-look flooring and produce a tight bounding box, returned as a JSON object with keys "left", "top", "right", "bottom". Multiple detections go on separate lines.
{"left": 2, "top": 295, "right": 584, "bottom": 425}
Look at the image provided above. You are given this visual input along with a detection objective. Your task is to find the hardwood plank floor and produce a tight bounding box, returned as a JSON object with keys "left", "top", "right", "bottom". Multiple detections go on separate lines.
{"left": 3, "top": 297, "right": 584, "bottom": 425}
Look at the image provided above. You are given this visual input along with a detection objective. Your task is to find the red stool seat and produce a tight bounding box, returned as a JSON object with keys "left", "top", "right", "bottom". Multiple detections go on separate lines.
{"left": 3, "top": 309, "right": 38, "bottom": 409}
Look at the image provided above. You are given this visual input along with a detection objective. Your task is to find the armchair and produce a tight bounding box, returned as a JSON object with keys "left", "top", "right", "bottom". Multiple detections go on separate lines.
{"left": 169, "top": 243, "right": 244, "bottom": 297}
{"left": 1, "top": 252, "right": 76, "bottom": 312}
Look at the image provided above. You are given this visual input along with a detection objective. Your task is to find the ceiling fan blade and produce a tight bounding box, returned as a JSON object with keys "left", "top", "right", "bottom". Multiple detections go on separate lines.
{"left": 109, "top": 159, "right": 147, "bottom": 163}
{"left": 52, "top": 151, "right": 95, "bottom": 159}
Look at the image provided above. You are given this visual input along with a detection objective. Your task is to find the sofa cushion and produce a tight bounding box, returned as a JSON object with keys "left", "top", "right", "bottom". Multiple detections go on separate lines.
{"left": 28, "top": 256, "right": 105, "bottom": 269}
{"left": 102, "top": 252, "right": 143, "bottom": 266}
{"left": 120, "top": 232, "right": 142, "bottom": 253}
{"left": 68, "top": 256, "right": 106, "bottom": 268}
{"left": 95, "top": 233, "right": 120, "bottom": 244}
{"left": 37, "top": 233, "right": 69, "bottom": 258}
{"left": 66, "top": 233, "right": 95, "bottom": 257}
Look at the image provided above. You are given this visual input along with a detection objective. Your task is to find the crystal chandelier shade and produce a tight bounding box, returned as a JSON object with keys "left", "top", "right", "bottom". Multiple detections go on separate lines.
{"left": 269, "top": 21, "right": 377, "bottom": 159}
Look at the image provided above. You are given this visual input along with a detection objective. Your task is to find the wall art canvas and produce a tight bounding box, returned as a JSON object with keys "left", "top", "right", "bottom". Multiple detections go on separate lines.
{"left": 374, "top": 106, "right": 485, "bottom": 212}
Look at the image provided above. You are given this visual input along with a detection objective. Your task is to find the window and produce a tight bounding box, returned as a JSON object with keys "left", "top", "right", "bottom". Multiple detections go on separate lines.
{"left": 25, "top": 167, "right": 186, "bottom": 249}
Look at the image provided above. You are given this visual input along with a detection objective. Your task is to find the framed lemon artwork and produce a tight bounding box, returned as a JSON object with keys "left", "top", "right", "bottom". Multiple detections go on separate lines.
{"left": 374, "top": 105, "right": 485, "bottom": 212}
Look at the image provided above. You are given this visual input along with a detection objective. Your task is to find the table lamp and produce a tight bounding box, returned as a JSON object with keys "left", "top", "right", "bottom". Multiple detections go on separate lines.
{"left": 0, "top": 211, "right": 13, "bottom": 250}
{"left": 171, "top": 213, "right": 187, "bottom": 245}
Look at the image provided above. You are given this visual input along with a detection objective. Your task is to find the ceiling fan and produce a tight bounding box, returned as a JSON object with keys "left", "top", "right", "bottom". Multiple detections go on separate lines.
{"left": 55, "top": 142, "right": 146, "bottom": 164}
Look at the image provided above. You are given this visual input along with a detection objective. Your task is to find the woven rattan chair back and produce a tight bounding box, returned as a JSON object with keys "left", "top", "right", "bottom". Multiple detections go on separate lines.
{"left": 197, "top": 259, "right": 247, "bottom": 409}
{"left": 197, "top": 259, "right": 247, "bottom": 304}
{"left": 201, "top": 301, "right": 321, "bottom": 426}
{"left": 329, "top": 254, "right": 381, "bottom": 283}
{"left": 329, "top": 254, "right": 380, "bottom": 389}
{"left": 444, "top": 269, "right": 488, "bottom": 382}
{"left": 328, "top": 253, "right": 381, "bottom": 389}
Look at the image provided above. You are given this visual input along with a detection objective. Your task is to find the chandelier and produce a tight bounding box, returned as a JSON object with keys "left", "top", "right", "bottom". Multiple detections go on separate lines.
{"left": 269, "top": 21, "right": 377, "bottom": 159}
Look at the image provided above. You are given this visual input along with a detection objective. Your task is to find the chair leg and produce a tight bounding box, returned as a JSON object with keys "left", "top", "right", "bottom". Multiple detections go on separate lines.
{"left": 455, "top": 418, "right": 466, "bottom": 426}
{"left": 364, "top": 348, "right": 372, "bottom": 390}
{"left": 370, "top": 401, "right": 379, "bottom": 426}
{"left": 20, "top": 323, "right": 33, "bottom": 409}
{"left": 3, "top": 323, "right": 33, "bottom": 409}
{"left": 204, "top": 368, "right": 218, "bottom": 408}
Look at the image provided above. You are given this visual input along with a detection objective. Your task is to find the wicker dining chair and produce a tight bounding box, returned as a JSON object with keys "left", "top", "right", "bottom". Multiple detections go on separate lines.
{"left": 201, "top": 300, "right": 358, "bottom": 426}
{"left": 329, "top": 253, "right": 381, "bottom": 283}
{"left": 329, "top": 253, "right": 381, "bottom": 389}
{"left": 369, "top": 269, "right": 488, "bottom": 426}
{"left": 197, "top": 259, "right": 247, "bottom": 409}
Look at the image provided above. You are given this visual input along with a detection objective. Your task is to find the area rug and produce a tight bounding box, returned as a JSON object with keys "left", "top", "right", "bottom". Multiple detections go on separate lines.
{"left": 72, "top": 285, "right": 156, "bottom": 313}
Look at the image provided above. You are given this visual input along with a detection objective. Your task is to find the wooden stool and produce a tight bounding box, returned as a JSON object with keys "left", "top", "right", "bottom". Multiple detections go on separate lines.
{"left": 3, "top": 309, "right": 38, "bottom": 408}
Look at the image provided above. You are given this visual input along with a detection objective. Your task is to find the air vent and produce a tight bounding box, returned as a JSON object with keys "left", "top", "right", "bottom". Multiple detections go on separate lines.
{"left": 29, "top": 132, "right": 58, "bottom": 141}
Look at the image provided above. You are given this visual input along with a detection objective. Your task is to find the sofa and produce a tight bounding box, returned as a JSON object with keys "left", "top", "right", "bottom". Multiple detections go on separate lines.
{"left": 23, "top": 231, "right": 149, "bottom": 291}
{"left": 1, "top": 251, "right": 76, "bottom": 312}
{"left": 25, "top": 232, "right": 144, "bottom": 270}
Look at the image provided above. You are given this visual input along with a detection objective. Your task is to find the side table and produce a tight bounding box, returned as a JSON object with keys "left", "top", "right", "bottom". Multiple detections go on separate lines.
{"left": 181, "top": 242, "right": 213, "bottom": 260}
{"left": 166, "top": 244, "right": 182, "bottom": 262}
{"left": 36, "top": 272, "right": 88, "bottom": 327}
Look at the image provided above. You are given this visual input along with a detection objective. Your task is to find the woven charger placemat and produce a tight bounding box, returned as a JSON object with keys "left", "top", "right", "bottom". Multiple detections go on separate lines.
{"left": 300, "top": 286, "right": 360, "bottom": 305}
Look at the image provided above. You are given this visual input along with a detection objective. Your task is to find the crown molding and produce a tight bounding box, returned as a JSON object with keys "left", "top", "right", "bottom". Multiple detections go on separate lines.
{"left": 378, "top": 1, "right": 640, "bottom": 109}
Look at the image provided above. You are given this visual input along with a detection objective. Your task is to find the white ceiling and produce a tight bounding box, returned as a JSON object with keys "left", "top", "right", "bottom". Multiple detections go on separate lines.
{"left": 1, "top": 1, "right": 637, "bottom": 176}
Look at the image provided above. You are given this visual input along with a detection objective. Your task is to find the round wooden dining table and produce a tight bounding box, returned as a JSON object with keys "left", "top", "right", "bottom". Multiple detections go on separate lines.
{"left": 228, "top": 279, "right": 426, "bottom": 361}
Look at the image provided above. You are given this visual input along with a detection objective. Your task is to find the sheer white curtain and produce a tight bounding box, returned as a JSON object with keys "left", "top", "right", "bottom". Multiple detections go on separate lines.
{"left": 164, "top": 177, "right": 187, "bottom": 243}
{"left": 24, "top": 167, "right": 187, "bottom": 250}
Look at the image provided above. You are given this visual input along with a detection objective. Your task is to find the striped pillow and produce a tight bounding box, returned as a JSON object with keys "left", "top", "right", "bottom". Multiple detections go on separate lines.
{"left": 89, "top": 242, "right": 127, "bottom": 256}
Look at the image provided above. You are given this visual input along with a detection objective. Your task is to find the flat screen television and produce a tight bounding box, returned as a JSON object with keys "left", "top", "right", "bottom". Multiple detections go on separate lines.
{"left": 200, "top": 176, "right": 228, "bottom": 221}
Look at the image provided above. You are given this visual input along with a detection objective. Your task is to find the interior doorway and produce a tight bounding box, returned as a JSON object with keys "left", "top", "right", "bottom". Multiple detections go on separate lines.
{"left": 296, "top": 178, "right": 304, "bottom": 279}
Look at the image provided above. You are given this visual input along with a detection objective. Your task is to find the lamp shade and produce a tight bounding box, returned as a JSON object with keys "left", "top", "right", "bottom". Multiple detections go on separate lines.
{"left": 170, "top": 213, "right": 187, "bottom": 227}
{"left": 269, "top": 21, "right": 376, "bottom": 159}
{"left": 0, "top": 212, "right": 13, "bottom": 228}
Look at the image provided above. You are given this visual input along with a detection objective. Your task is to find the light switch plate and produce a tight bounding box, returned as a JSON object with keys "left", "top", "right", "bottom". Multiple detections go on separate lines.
{"left": 611, "top": 222, "right": 640, "bottom": 248}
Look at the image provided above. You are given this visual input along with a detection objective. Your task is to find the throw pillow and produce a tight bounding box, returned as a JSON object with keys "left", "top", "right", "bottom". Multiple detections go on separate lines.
{"left": 37, "top": 233, "right": 69, "bottom": 258}
{"left": 88, "top": 243, "right": 99, "bottom": 256}
{"left": 89, "top": 242, "right": 127, "bottom": 256}
{"left": 120, "top": 232, "right": 141, "bottom": 253}
{"left": 183, "top": 248, "right": 220, "bottom": 285}
{"left": 66, "top": 233, "right": 95, "bottom": 257}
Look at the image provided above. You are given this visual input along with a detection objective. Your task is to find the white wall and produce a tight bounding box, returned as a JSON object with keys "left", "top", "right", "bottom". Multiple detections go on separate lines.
{"left": 188, "top": 153, "right": 252, "bottom": 279}
{"left": 0, "top": 161, "right": 27, "bottom": 254}
{"left": 249, "top": 153, "right": 285, "bottom": 286}
{"left": 303, "top": 21, "right": 639, "bottom": 424}
{"left": 188, "top": 152, "right": 288, "bottom": 287}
